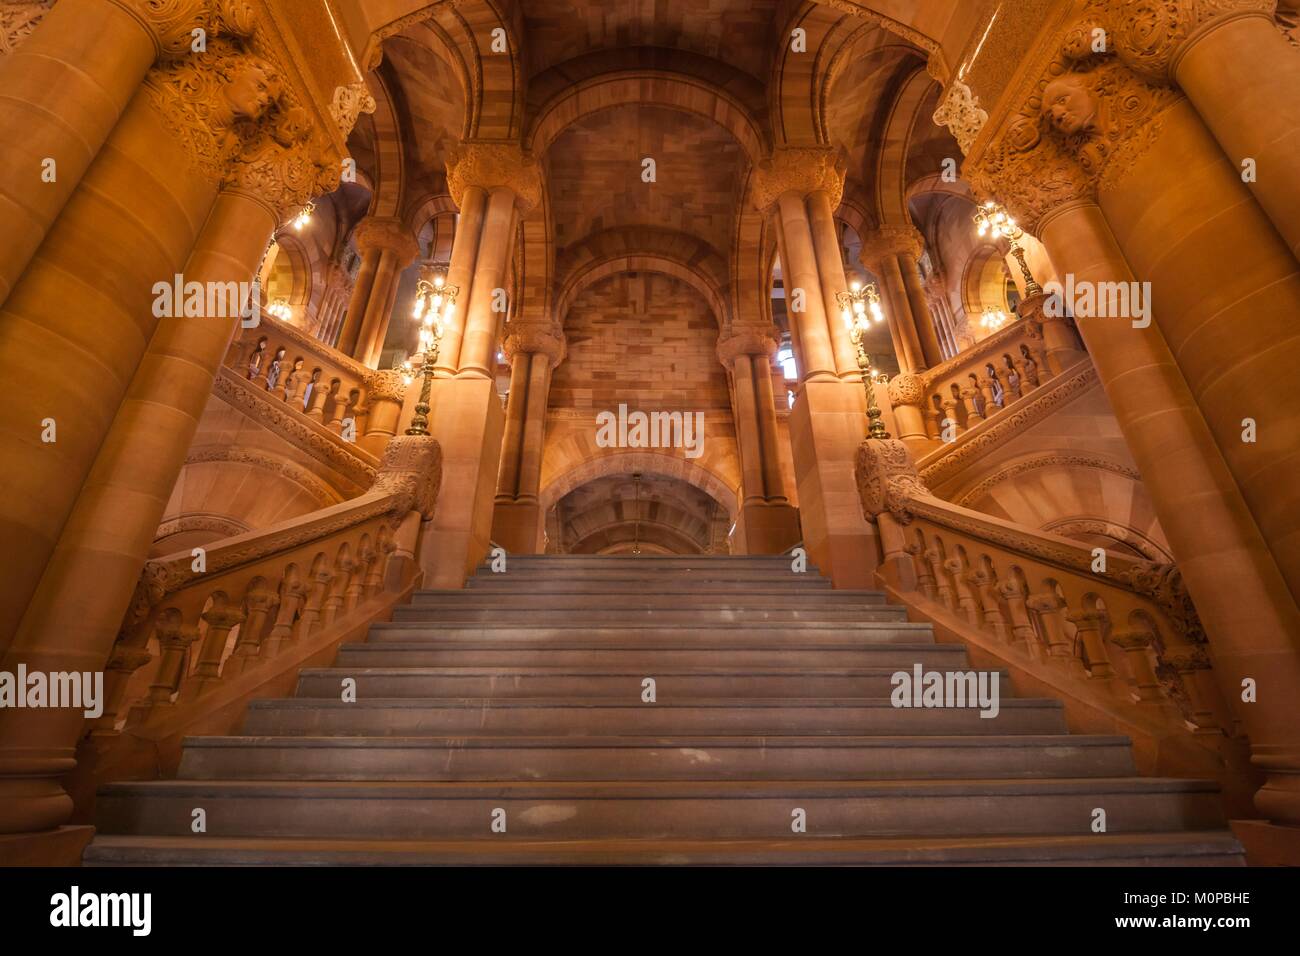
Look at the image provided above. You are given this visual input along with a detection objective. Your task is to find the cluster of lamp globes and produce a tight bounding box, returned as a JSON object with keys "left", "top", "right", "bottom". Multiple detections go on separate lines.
{"left": 400, "top": 271, "right": 456, "bottom": 387}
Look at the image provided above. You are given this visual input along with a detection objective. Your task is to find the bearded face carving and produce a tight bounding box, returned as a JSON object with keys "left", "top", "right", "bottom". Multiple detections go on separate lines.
{"left": 1042, "top": 74, "right": 1099, "bottom": 135}
{"left": 220, "top": 59, "right": 282, "bottom": 124}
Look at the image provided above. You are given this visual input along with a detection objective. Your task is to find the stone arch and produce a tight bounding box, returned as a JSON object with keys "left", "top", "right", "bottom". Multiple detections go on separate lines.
{"left": 874, "top": 63, "right": 942, "bottom": 226}
{"left": 364, "top": 67, "right": 407, "bottom": 220}
{"left": 540, "top": 451, "right": 738, "bottom": 520}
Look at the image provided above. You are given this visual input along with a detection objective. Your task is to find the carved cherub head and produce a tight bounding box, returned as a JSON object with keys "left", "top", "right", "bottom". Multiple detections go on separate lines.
{"left": 1042, "top": 73, "right": 1099, "bottom": 136}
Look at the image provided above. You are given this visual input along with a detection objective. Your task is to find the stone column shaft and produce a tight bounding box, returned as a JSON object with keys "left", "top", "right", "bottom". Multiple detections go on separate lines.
{"left": 775, "top": 192, "right": 838, "bottom": 382}
{"left": 806, "top": 190, "right": 861, "bottom": 381}
{"left": 496, "top": 351, "right": 531, "bottom": 496}
{"left": 517, "top": 353, "right": 551, "bottom": 500}
{"left": 0, "top": 0, "right": 161, "bottom": 308}
{"left": 437, "top": 185, "right": 487, "bottom": 376}
{"left": 458, "top": 187, "right": 518, "bottom": 377}
{"left": 337, "top": 246, "right": 380, "bottom": 355}
{"left": 898, "top": 254, "right": 945, "bottom": 368}
{"left": 1040, "top": 199, "right": 1300, "bottom": 824}
{"left": 751, "top": 356, "right": 789, "bottom": 503}
{"left": 0, "top": 85, "right": 218, "bottom": 657}
{"left": 730, "top": 353, "right": 767, "bottom": 502}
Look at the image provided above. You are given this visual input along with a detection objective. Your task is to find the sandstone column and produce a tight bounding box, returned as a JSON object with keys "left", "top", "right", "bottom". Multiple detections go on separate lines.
{"left": 337, "top": 217, "right": 418, "bottom": 366}
{"left": 967, "top": 112, "right": 1300, "bottom": 829}
{"left": 860, "top": 226, "right": 940, "bottom": 372}
{"left": 0, "top": 0, "right": 249, "bottom": 309}
{"left": 1105, "top": 0, "right": 1300, "bottom": 260}
{"left": 805, "top": 190, "right": 862, "bottom": 381}
{"left": 0, "top": 26, "right": 346, "bottom": 835}
{"left": 716, "top": 329, "right": 800, "bottom": 553}
{"left": 0, "top": 35, "right": 292, "bottom": 654}
{"left": 492, "top": 325, "right": 565, "bottom": 553}
{"left": 420, "top": 144, "right": 541, "bottom": 585}
{"left": 752, "top": 149, "right": 876, "bottom": 585}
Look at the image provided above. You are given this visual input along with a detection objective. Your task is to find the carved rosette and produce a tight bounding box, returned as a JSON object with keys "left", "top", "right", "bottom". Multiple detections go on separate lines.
{"left": 887, "top": 372, "right": 926, "bottom": 408}
{"left": 750, "top": 148, "right": 846, "bottom": 213}
{"left": 445, "top": 143, "right": 544, "bottom": 216}
{"left": 351, "top": 217, "right": 419, "bottom": 263}
{"left": 855, "top": 439, "right": 929, "bottom": 521}
{"left": 715, "top": 329, "right": 778, "bottom": 367}
{"left": 365, "top": 369, "right": 408, "bottom": 405}
{"left": 373, "top": 435, "right": 443, "bottom": 520}
{"left": 503, "top": 325, "right": 566, "bottom": 368}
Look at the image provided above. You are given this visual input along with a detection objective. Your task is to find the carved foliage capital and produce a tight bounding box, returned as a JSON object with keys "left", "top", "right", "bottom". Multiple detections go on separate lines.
{"left": 859, "top": 225, "right": 925, "bottom": 270}
{"left": 352, "top": 217, "right": 419, "bottom": 262}
{"left": 503, "top": 325, "right": 567, "bottom": 367}
{"left": 751, "top": 148, "right": 846, "bottom": 213}
{"left": 856, "top": 439, "right": 929, "bottom": 521}
{"left": 446, "top": 143, "right": 543, "bottom": 215}
{"left": 365, "top": 368, "right": 408, "bottom": 404}
{"left": 1096, "top": 0, "right": 1277, "bottom": 82}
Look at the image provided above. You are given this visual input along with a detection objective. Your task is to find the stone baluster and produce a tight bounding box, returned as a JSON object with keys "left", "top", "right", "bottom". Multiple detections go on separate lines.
{"left": 973, "top": 569, "right": 1009, "bottom": 641}
{"left": 906, "top": 543, "right": 937, "bottom": 600}
{"left": 1068, "top": 609, "right": 1115, "bottom": 679}
{"left": 191, "top": 601, "right": 246, "bottom": 695}
{"left": 977, "top": 373, "right": 998, "bottom": 416}
{"left": 295, "top": 569, "right": 332, "bottom": 640}
{"left": 90, "top": 643, "right": 153, "bottom": 735}
{"left": 1026, "top": 592, "right": 1071, "bottom": 659}
{"left": 1110, "top": 628, "right": 1164, "bottom": 704}
{"left": 1159, "top": 647, "right": 1220, "bottom": 733}
{"left": 228, "top": 585, "right": 279, "bottom": 674}
{"left": 322, "top": 559, "right": 353, "bottom": 625}
{"left": 944, "top": 558, "right": 981, "bottom": 625}
{"left": 998, "top": 579, "right": 1038, "bottom": 654}
{"left": 136, "top": 618, "right": 199, "bottom": 722}
{"left": 263, "top": 578, "right": 307, "bottom": 659}
{"left": 305, "top": 376, "right": 330, "bottom": 421}
{"left": 927, "top": 549, "right": 955, "bottom": 610}
{"left": 959, "top": 384, "right": 983, "bottom": 426}
{"left": 940, "top": 395, "right": 962, "bottom": 438}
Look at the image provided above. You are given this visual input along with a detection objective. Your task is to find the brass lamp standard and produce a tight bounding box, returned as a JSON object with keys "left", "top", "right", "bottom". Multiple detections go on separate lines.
{"left": 401, "top": 268, "right": 458, "bottom": 436}
{"left": 835, "top": 279, "right": 891, "bottom": 440}
{"left": 974, "top": 200, "right": 1043, "bottom": 298}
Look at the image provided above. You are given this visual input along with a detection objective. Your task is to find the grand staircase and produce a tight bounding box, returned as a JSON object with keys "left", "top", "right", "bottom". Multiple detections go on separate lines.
{"left": 84, "top": 555, "right": 1244, "bottom": 865}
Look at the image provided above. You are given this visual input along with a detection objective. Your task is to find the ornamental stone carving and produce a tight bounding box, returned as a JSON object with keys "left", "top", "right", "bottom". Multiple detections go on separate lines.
{"left": 364, "top": 369, "right": 408, "bottom": 405}
{"left": 1090, "top": 0, "right": 1277, "bottom": 82}
{"left": 1118, "top": 561, "right": 1208, "bottom": 643}
{"left": 445, "top": 142, "right": 543, "bottom": 215}
{"left": 351, "top": 217, "right": 419, "bottom": 262}
{"left": 750, "top": 147, "right": 846, "bottom": 213}
{"left": 0, "top": 0, "right": 52, "bottom": 57}
{"left": 503, "top": 325, "right": 566, "bottom": 367}
{"left": 114, "top": 0, "right": 258, "bottom": 61}
{"left": 932, "top": 79, "right": 989, "bottom": 154}
{"left": 225, "top": 108, "right": 340, "bottom": 221}
{"left": 887, "top": 372, "right": 926, "bottom": 408}
{"left": 716, "top": 329, "right": 778, "bottom": 367}
{"left": 372, "top": 435, "right": 443, "bottom": 520}
{"left": 329, "top": 80, "right": 377, "bottom": 136}
{"left": 856, "top": 439, "right": 930, "bottom": 521}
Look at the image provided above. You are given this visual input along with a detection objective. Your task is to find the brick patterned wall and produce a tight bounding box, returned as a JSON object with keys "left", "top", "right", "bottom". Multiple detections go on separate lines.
{"left": 551, "top": 272, "right": 732, "bottom": 412}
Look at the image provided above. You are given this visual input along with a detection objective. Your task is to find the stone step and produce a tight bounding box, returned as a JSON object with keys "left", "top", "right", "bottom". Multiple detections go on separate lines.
{"left": 478, "top": 556, "right": 807, "bottom": 571}
{"left": 176, "top": 733, "right": 1135, "bottom": 781}
{"left": 333, "top": 642, "right": 970, "bottom": 669}
{"left": 94, "top": 777, "right": 1226, "bottom": 841}
{"left": 465, "top": 576, "right": 835, "bottom": 591}
{"left": 240, "top": 697, "right": 1065, "bottom": 736}
{"left": 82, "top": 832, "right": 1246, "bottom": 866}
{"left": 295, "top": 666, "right": 1008, "bottom": 700}
{"left": 391, "top": 605, "right": 908, "bottom": 624}
{"left": 365, "top": 621, "right": 935, "bottom": 645}
{"left": 411, "top": 590, "right": 889, "bottom": 608}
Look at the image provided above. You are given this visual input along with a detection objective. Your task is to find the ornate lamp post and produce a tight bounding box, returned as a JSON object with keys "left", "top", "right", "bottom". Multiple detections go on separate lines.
{"left": 835, "top": 279, "right": 891, "bottom": 440}
{"left": 401, "top": 266, "right": 458, "bottom": 437}
{"left": 974, "top": 200, "right": 1042, "bottom": 298}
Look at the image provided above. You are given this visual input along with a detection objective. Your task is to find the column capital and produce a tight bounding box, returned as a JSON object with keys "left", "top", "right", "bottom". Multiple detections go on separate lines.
{"left": 446, "top": 142, "right": 543, "bottom": 216}
{"left": 1094, "top": 0, "right": 1277, "bottom": 82}
{"left": 503, "top": 324, "right": 566, "bottom": 368}
{"left": 750, "top": 147, "right": 846, "bottom": 213}
{"left": 364, "top": 368, "right": 408, "bottom": 404}
{"left": 110, "top": 0, "right": 257, "bottom": 61}
{"left": 716, "top": 328, "right": 778, "bottom": 367}
{"left": 351, "top": 216, "right": 419, "bottom": 263}
{"left": 859, "top": 225, "right": 925, "bottom": 272}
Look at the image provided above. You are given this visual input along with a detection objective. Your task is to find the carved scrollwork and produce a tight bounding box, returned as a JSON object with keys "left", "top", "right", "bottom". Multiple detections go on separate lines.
{"left": 503, "top": 324, "right": 567, "bottom": 367}
{"left": 445, "top": 142, "right": 543, "bottom": 215}
{"left": 0, "top": 0, "right": 53, "bottom": 57}
{"left": 933, "top": 79, "right": 989, "bottom": 155}
{"left": 372, "top": 435, "right": 443, "bottom": 520}
{"left": 856, "top": 439, "right": 930, "bottom": 521}
{"left": 1117, "top": 561, "right": 1208, "bottom": 643}
{"left": 715, "top": 329, "right": 778, "bottom": 367}
{"left": 750, "top": 147, "right": 846, "bottom": 213}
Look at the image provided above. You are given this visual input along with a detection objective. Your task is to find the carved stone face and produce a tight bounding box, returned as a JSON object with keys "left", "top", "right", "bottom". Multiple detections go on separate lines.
{"left": 1042, "top": 76, "right": 1097, "bottom": 135}
{"left": 223, "top": 63, "right": 279, "bottom": 121}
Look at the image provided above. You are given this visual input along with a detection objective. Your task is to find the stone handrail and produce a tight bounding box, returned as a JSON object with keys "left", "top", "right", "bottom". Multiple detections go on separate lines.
{"left": 226, "top": 310, "right": 409, "bottom": 457}
{"left": 96, "top": 436, "right": 441, "bottom": 739}
{"left": 856, "top": 438, "right": 1233, "bottom": 742}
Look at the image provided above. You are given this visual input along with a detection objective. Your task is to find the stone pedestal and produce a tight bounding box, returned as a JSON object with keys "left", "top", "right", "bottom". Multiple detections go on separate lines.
{"left": 736, "top": 500, "right": 802, "bottom": 555}
{"left": 786, "top": 380, "right": 877, "bottom": 588}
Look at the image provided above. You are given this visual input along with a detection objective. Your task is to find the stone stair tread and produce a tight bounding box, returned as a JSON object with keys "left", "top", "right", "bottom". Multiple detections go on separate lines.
{"left": 247, "top": 696, "right": 1058, "bottom": 709}
{"left": 183, "top": 733, "right": 1128, "bottom": 749}
{"left": 101, "top": 776, "right": 1212, "bottom": 798}
{"left": 295, "top": 666, "right": 1005, "bottom": 677}
{"left": 81, "top": 831, "right": 1246, "bottom": 866}
{"left": 373, "top": 621, "right": 929, "bottom": 631}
